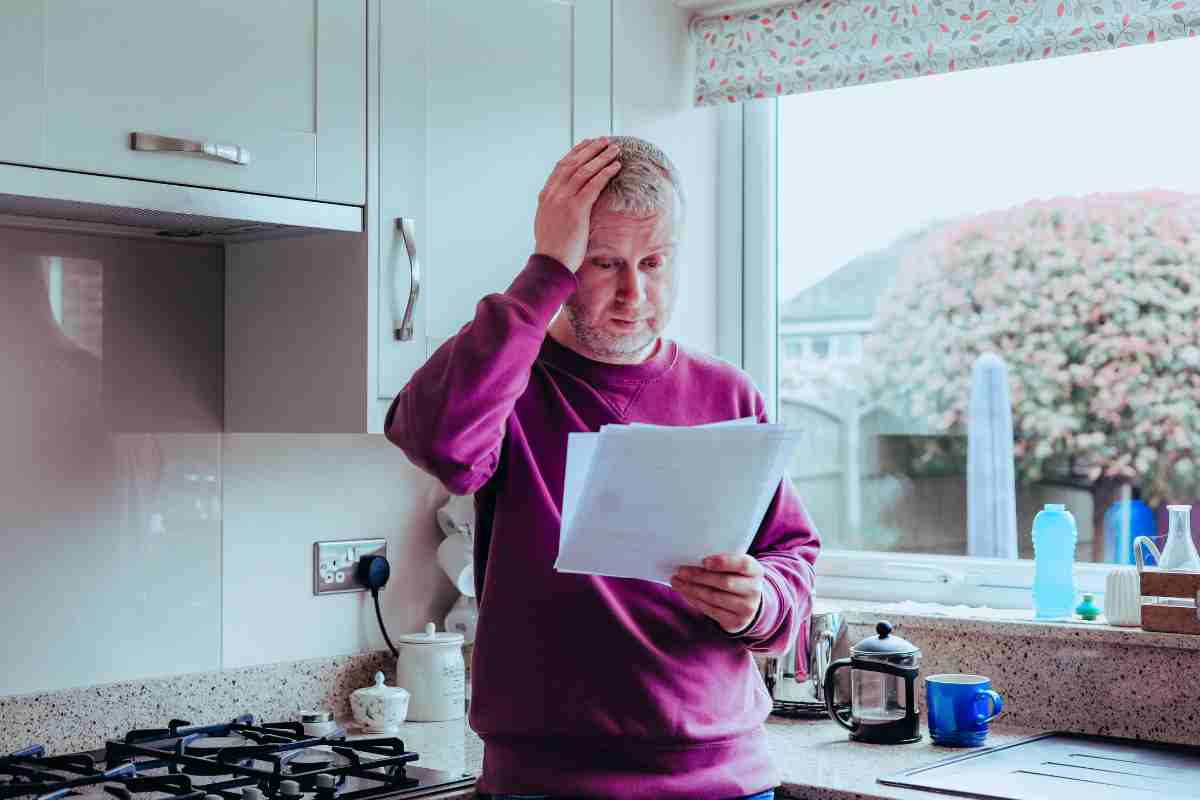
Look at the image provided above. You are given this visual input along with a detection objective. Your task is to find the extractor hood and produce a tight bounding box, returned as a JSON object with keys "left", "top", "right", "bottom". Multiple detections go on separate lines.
{"left": 0, "top": 161, "right": 363, "bottom": 242}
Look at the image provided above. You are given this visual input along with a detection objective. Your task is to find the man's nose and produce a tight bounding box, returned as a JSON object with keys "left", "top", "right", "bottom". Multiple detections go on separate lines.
{"left": 615, "top": 265, "right": 646, "bottom": 306}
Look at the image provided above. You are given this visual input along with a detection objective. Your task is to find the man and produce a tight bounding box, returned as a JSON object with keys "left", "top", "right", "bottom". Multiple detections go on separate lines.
{"left": 386, "top": 136, "right": 819, "bottom": 799}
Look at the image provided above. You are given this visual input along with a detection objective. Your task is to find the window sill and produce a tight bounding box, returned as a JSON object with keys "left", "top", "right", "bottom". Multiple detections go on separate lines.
{"left": 818, "top": 597, "right": 1200, "bottom": 652}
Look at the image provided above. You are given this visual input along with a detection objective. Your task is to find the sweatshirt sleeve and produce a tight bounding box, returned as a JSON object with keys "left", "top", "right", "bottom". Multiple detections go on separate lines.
{"left": 725, "top": 412, "right": 821, "bottom": 654}
{"left": 384, "top": 255, "right": 577, "bottom": 495}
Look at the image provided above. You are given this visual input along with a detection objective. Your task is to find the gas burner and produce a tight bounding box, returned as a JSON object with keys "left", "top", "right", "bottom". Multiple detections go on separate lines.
{"left": 272, "top": 748, "right": 350, "bottom": 792}
{"left": 1, "top": 716, "right": 475, "bottom": 800}
{"left": 183, "top": 735, "right": 256, "bottom": 756}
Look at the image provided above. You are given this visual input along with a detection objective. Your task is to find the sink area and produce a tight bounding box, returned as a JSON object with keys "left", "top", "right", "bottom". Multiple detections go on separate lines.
{"left": 879, "top": 732, "right": 1200, "bottom": 800}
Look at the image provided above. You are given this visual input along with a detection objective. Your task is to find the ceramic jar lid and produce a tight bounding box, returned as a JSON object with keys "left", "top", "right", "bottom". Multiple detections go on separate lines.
{"left": 352, "top": 671, "right": 410, "bottom": 701}
{"left": 396, "top": 621, "right": 464, "bottom": 646}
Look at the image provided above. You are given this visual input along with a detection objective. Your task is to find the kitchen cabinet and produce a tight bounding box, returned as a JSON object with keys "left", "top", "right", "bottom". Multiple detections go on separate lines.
{"left": 224, "top": 0, "right": 612, "bottom": 433}
{"left": 0, "top": 0, "right": 365, "bottom": 205}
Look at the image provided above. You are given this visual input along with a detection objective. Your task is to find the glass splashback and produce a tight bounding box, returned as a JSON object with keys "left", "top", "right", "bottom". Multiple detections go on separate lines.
{"left": 0, "top": 226, "right": 224, "bottom": 696}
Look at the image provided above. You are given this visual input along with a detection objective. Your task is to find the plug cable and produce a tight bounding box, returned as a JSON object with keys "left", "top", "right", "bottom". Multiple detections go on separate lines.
{"left": 357, "top": 555, "right": 398, "bottom": 658}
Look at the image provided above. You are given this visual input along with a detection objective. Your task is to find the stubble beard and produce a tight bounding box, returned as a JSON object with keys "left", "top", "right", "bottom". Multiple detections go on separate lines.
{"left": 563, "top": 296, "right": 665, "bottom": 362}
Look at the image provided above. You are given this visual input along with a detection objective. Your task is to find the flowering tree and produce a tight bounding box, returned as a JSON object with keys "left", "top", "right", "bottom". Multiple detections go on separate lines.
{"left": 863, "top": 190, "right": 1200, "bottom": 503}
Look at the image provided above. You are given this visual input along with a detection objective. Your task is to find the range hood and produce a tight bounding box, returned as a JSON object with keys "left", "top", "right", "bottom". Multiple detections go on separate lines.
{"left": 0, "top": 162, "right": 363, "bottom": 242}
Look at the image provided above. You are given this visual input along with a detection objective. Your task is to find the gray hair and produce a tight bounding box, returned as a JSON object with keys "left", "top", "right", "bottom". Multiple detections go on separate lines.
{"left": 597, "top": 136, "right": 685, "bottom": 220}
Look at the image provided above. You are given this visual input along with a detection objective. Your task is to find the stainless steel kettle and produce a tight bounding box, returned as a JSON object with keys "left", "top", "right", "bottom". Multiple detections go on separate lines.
{"left": 762, "top": 610, "right": 849, "bottom": 717}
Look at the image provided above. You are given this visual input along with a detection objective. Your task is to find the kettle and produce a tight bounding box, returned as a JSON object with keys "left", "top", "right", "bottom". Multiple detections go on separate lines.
{"left": 762, "top": 610, "right": 849, "bottom": 717}
{"left": 823, "top": 621, "right": 922, "bottom": 744}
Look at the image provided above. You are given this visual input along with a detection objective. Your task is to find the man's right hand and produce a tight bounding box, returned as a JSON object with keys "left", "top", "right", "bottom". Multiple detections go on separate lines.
{"left": 533, "top": 138, "right": 622, "bottom": 273}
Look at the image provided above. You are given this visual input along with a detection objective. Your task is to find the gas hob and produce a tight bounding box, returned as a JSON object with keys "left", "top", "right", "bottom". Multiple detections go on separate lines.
{"left": 0, "top": 716, "right": 474, "bottom": 800}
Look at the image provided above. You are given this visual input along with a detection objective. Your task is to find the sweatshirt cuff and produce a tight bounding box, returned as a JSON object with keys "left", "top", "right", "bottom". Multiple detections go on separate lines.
{"left": 725, "top": 571, "right": 780, "bottom": 641}
{"left": 504, "top": 254, "right": 579, "bottom": 323}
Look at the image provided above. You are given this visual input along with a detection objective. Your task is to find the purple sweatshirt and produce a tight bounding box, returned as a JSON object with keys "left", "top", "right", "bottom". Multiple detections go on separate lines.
{"left": 385, "top": 255, "right": 820, "bottom": 799}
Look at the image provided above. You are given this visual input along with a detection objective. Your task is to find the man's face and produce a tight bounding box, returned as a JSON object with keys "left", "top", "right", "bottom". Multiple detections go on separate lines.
{"left": 562, "top": 199, "right": 680, "bottom": 363}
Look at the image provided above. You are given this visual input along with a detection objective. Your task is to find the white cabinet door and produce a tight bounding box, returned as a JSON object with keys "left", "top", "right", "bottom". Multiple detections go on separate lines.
{"left": 0, "top": 1, "right": 45, "bottom": 166}
{"left": 373, "top": 0, "right": 612, "bottom": 413}
{"left": 5, "top": 1, "right": 365, "bottom": 204}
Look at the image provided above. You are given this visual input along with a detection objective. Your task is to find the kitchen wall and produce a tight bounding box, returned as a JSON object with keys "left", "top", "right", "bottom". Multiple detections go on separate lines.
{"left": 216, "top": 0, "right": 722, "bottom": 670}
{"left": 0, "top": 223, "right": 458, "bottom": 695}
{"left": 615, "top": 0, "right": 720, "bottom": 355}
{"left": 220, "top": 434, "right": 452, "bottom": 669}
{"left": 0, "top": 226, "right": 224, "bottom": 696}
{"left": 1, "top": 2, "right": 722, "bottom": 697}
{"left": 216, "top": 0, "right": 721, "bottom": 672}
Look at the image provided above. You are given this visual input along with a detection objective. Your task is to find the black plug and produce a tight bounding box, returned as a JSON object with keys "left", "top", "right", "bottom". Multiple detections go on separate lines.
{"left": 358, "top": 555, "right": 398, "bottom": 658}
{"left": 357, "top": 554, "right": 391, "bottom": 590}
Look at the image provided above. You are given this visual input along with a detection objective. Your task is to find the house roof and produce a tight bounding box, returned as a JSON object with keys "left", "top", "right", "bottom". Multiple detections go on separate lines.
{"left": 780, "top": 229, "right": 929, "bottom": 324}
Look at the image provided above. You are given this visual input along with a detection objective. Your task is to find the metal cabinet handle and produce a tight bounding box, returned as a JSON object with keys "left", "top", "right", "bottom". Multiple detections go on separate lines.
{"left": 393, "top": 217, "right": 421, "bottom": 341}
{"left": 131, "top": 132, "right": 251, "bottom": 165}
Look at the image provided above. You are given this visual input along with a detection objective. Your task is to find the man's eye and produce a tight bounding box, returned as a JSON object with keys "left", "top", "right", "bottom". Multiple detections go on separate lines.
{"left": 642, "top": 258, "right": 662, "bottom": 269}
{"left": 591, "top": 259, "right": 616, "bottom": 269}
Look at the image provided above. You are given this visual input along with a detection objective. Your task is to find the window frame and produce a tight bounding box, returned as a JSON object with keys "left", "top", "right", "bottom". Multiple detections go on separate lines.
{"left": 718, "top": 99, "right": 1111, "bottom": 609}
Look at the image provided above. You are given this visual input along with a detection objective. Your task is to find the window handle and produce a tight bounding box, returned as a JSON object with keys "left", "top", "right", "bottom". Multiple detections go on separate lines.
{"left": 131, "top": 132, "right": 251, "bottom": 165}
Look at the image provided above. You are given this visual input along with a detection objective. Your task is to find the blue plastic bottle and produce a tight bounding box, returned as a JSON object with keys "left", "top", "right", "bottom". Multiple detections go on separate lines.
{"left": 1102, "top": 490, "right": 1155, "bottom": 565}
{"left": 1032, "top": 503, "right": 1077, "bottom": 620}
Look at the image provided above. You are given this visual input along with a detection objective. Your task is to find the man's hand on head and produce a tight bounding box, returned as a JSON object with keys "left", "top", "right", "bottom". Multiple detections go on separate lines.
{"left": 533, "top": 138, "right": 622, "bottom": 273}
{"left": 671, "top": 554, "right": 764, "bottom": 634}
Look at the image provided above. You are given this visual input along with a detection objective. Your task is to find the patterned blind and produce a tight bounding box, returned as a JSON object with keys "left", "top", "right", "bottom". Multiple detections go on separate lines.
{"left": 692, "top": 0, "right": 1198, "bottom": 106}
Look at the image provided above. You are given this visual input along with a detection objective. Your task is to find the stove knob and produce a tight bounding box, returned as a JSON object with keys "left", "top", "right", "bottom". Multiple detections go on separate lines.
{"left": 278, "top": 781, "right": 302, "bottom": 798}
{"left": 205, "top": 795, "right": 224, "bottom": 800}
{"left": 314, "top": 776, "right": 336, "bottom": 791}
{"left": 242, "top": 789, "right": 265, "bottom": 800}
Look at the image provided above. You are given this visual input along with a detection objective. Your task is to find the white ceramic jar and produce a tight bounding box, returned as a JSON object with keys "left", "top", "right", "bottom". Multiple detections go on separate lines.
{"left": 350, "top": 671, "right": 410, "bottom": 733}
{"left": 395, "top": 622, "right": 465, "bottom": 721}
{"left": 1104, "top": 566, "right": 1142, "bottom": 627}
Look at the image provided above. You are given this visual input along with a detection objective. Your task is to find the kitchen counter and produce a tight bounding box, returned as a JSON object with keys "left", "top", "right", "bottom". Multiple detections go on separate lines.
{"left": 345, "top": 714, "right": 1039, "bottom": 800}
{"left": 338, "top": 716, "right": 481, "bottom": 800}
{"left": 765, "top": 716, "right": 1037, "bottom": 799}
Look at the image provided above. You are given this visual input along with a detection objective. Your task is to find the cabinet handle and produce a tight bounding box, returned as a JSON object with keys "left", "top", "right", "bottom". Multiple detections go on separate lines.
{"left": 131, "top": 132, "right": 251, "bottom": 165}
{"left": 394, "top": 217, "right": 421, "bottom": 341}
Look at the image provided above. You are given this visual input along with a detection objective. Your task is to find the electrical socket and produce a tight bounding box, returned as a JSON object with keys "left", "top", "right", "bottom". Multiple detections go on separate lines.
{"left": 313, "top": 538, "right": 387, "bottom": 596}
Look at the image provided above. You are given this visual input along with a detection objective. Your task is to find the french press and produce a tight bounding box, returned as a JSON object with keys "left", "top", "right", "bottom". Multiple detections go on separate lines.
{"left": 823, "top": 621, "right": 921, "bottom": 744}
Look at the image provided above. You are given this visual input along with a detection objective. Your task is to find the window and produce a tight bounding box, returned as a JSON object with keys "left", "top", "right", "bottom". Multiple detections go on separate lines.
{"left": 728, "top": 38, "right": 1200, "bottom": 606}
{"left": 45, "top": 256, "right": 103, "bottom": 359}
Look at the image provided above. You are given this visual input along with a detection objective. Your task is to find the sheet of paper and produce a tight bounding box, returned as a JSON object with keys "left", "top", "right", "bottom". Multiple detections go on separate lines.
{"left": 624, "top": 416, "right": 758, "bottom": 430}
{"left": 554, "top": 422, "right": 802, "bottom": 585}
{"left": 561, "top": 431, "right": 601, "bottom": 536}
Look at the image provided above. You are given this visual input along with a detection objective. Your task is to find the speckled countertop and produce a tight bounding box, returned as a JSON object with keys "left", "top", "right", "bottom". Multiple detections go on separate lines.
{"left": 9, "top": 594, "right": 1196, "bottom": 798}
{"left": 765, "top": 717, "right": 1038, "bottom": 800}
{"left": 338, "top": 716, "right": 480, "bottom": 800}
{"left": 343, "top": 713, "right": 1041, "bottom": 800}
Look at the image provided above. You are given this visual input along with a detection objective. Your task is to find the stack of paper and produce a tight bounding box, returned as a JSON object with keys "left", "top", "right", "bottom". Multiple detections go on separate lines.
{"left": 554, "top": 418, "right": 803, "bottom": 585}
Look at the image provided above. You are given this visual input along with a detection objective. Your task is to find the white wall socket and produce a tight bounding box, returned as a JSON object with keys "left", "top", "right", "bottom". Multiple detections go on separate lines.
{"left": 313, "top": 538, "right": 387, "bottom": 596}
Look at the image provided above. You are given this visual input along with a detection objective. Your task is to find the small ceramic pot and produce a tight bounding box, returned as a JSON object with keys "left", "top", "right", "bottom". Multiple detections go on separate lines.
{"left": 1104, "top": 567, "right": 1142, "bottom": 627}
{"left": 350, "top": 671, "right": 410, "bottom": 733}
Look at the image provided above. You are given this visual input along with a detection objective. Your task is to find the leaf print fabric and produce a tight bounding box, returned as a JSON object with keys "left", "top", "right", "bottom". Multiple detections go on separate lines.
{"left": 691, "top": 0, "right": 1199, "bottom": 106}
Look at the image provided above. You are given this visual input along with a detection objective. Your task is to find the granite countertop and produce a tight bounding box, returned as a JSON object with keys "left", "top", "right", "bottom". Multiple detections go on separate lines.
{"left": 343, "top": 713, "right": 1039, "bottom": 800}
{"left": 765, "top": 716, "right": 1038, "bottom": 800}
{"left": 338, "top": 716, "right": 481, "bottom": 800}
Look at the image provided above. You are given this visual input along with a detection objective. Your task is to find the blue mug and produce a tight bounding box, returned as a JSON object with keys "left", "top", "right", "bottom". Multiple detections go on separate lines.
{"left": 925, "top": 674, "right": 1004, "bottom": 747}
